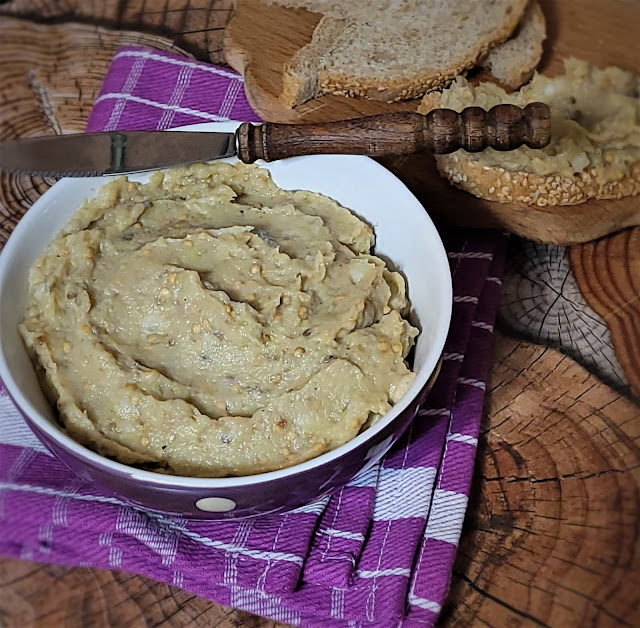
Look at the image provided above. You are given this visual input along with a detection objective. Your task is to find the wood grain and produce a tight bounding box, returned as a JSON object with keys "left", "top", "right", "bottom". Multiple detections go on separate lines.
{"left": 0, "top": 557, "right": 288, "bottom": 628}
{"left": 4, "top": 0, "right": 639, "bottom": 244}
{"left": 0, "top": 0, "right": 234, "bottom": 65}
{"left": 223, "top": 0, "right": 421, "bottom": 124}
{"left": 0, "top": 16, "right": 271, "bottom": 628}
{"left": 224, "top": 0, "right": 640, "bottom": 246}
{"left": 0, "top": 5, "right": 639, "bottom": 628}
{"left": 235, "top": 105, "right": 550, "bottom": 163}
{"left": 2, "top": 332, "right": 639, "bottom": 627}
{"left": 224, "top": 0, "right": 638, "bottom": 118}
{"left": 0, "top": 16, "right": 189, "bottom": 139}
{"left": 0, "top": 16, "right": 192, "bottom": 245}
{"left": 571, "top": 228, "right": 640, "bottom": 399}
{"left": 498, "top": 237, "right": 630, "bottom": 396}
{"left": 443, "top": 331, "right": 640, "bottom": 627}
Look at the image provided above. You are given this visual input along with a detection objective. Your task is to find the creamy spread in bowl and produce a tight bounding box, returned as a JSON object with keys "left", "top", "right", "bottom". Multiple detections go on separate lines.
{"left": 20, "top": 162, "right": 418, "bottom": 478}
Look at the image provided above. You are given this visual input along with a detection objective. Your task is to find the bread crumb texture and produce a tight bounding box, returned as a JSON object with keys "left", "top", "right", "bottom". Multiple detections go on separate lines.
{"left": 478, "top": 1, "right": 546, "bottom": 91}
{"left": 272, "top": 0, "right": 528, "bottom": 106}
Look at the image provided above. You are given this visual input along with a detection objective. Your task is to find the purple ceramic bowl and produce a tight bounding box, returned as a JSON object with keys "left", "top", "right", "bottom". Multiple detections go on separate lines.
{"left": 0, "top": 126, "right": 452, "bottom": 519}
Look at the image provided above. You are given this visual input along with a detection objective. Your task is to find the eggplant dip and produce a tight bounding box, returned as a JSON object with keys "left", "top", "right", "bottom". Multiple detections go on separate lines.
{"left": 20, "top": 162, "right": 418, "bottom": 477}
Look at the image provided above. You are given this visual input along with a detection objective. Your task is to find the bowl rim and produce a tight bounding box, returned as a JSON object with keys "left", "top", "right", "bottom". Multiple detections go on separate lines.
{"left": 0, "top": 121, "right": 452, "bottom": 488}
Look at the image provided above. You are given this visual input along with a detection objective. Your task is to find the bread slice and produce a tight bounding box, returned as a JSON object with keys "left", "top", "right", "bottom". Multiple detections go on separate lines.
{"left": 272, "top": 0, "right": 529, "bottom": 107}
{"left": 418, "top": 58, "right": 640, "bottom": 207}
{"left": 264, "top": 0, "right": 379, "bottom": 19}
{"left": 478, "top": 1, "right": 546, "bottom": 91}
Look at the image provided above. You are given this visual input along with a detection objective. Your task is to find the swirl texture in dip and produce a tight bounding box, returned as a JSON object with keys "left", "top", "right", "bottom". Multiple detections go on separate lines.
{"left": 20, "top": 162, "right": 418, "bottom": 477}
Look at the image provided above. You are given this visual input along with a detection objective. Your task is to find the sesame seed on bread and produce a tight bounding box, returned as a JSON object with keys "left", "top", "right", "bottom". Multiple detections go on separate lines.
{"left": 273, "top": 0, "right": 529, "bottom": 107}
{"left": 418, "top": 58, "right": 640, "bottom": 207}
{"left": 436, "top": 155, "right": 640, "bottom": 206}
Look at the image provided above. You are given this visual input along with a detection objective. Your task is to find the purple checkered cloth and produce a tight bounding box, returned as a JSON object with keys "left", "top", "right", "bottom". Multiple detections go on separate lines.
{"left": 0, "top": 47, "right": 507, "bottom": 626}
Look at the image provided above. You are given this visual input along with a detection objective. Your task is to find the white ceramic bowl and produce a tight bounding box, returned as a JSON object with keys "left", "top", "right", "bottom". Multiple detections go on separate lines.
{"left": 0, "top": 122, "right": 452, "bottom": 519}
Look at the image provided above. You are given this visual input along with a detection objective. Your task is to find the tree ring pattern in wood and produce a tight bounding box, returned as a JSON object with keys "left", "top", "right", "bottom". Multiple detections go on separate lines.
{"left": 498, "top": 237, "right": 629, "bottom": 394}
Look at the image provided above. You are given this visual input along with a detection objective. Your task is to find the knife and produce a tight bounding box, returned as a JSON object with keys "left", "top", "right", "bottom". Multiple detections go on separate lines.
{"left": 0, "top": 103, "right": 550, "bottom": 177}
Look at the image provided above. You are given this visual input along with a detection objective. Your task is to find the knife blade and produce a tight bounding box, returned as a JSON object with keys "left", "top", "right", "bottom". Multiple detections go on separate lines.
{"left": 0, "top": 131, "right": 236, "bottom": 178}
{"left": 0, "top": 104, "right": 551, "bottom": 177}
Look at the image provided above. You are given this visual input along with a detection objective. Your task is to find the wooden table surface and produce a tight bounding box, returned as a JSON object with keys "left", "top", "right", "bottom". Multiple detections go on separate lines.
{"left": 0, "top": 2, "right": 639, "bottom": 627}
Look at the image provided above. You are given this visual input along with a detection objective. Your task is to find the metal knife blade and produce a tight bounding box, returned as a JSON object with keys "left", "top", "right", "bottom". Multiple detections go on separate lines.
{"left": 0, "top": 105, "right": 552, "bottom": 177}
{"left": 0, "top": 131, "right": 237, "bottom": 177}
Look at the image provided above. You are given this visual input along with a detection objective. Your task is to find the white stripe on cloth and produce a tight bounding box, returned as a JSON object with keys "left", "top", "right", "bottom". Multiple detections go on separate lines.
{"left": 93, "top": 93, "right": 230, "bottom": 122}
{"left": 423, "top": 489, "right": 469, "bottom": 545}
{"left": 52, "top": 476, "right": 85, "bottom": 526}
{"left": 457, "top": 377, "right": 486, "bottom": 391}
{"left": 139, "top": 513, "right": 307, "bottom": 566}
{"left": 105, "top": 55, "right": 146, "bottom": 131}
{"left": 224, "top": 520, "right": 252, "bottom": 588}
{"left": 157, "top": 64, "right": 194, "bottom": 129}
{"left": 365, "top": 426, "right": 415, "bottom": 623}
{"left": 321, "top": 484, "right": 346, "bottom": 561}
{"left": 417, "top": 407, "right": 450, "bottom": 417}
{"left": 290, "top": 497, "right": 329, "bottom": 515}
{"left": 331, "top": 588, "right": 345, "bottom": 620}
{"left": 0, "top": 483, "right": 305, "bottom": 565}
{"left": 446, "top": 433, "right": 478, "bottom": 446}
{"left": 98, "top": 530, "right": 122, "bottom": 567}
{"left": 372, "top": 467, "right": 437, "bottom": 521}
{"left": 358, "top": 567, "right": 411, "bottom": 578}
{"left": 114, "top": 50, "right": 241, "bottom": 81}
{"left": 37, "top": 522, "right": 53, "bottom": 554}
{"left": 109, "top": 546, "right": 123, "bottom": 568}
{"left": 256, "top": 514, "right": 289, "bottom": 593}
{"left": 172, "top": 570, "right": 184, "bottom": 588}
{"left": 472, "top": 321, "right": 494, "bottom": 332}
{"left": 443, "top": 352, "right": 464, "bottom": 362}
{"left": 348, "top": 463, "right": 380, "bottom": 488}
{"left": 453, "top": 296, "right": 479, "bottom": 304}
{"left": 230, "top": 587, "right": 302, "bottom": 625}
{"left": 321, "top": 528, "right": 365, "bottom": 542}
{"left": 447, "top": 251, "right": 493, "bottom": 260}
{"left": 486, "top": 276, "right": 503, "bottom": 285}
{"left": 0, "top": 397, "right": 49, "bottom": 453}
{"left": 408, "top": 593, "right": 442, "bottom": 613}
{"left": 98, "top": 531, "right": 113, "bottom": 547}
{"left": 116, "top": 507, "right": 182, "bottom": 567}
{"left": 219, "top": 77, "right": 243, "bottom": 120}
{"left": 0, "top": 448, "right": 39, "bottom": 520}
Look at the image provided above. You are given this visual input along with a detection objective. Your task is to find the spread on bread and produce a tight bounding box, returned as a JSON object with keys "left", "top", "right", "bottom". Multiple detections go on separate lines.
{"left": 419, "top": 58, "right": 640, "bottom": 206}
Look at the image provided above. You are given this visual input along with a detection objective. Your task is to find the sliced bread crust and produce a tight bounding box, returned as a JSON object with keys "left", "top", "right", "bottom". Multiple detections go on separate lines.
{"left": 418, "top": 59, "right": 640, "bottom": 207}
{"left": 279, "top": 0, "right": 529, "bottom": 107}
{"left": 479, "top": 1, "right": 546, "bottom": 91}
{"left": 434, "top": 153, "right": 640, "bottom": 207}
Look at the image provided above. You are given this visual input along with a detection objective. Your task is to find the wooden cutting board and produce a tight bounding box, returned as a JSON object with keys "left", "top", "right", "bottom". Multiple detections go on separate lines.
{"left": 224, "top": 0, "right": 640, "bottom": 245}
{"left": 0, "top": 10, "right": 639, "bottom": 627}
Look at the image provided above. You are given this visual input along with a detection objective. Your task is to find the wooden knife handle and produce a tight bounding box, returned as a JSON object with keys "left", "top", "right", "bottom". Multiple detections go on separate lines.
{"left": 235, "top": 103, "right": 550, "bottom": 163}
